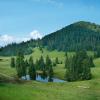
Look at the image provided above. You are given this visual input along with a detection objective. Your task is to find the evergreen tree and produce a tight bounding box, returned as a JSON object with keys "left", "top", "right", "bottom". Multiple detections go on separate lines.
{"left": 20, "top": 60, "right": 27, "bottom": 78}
{"left": 65, "top": 51, "right": 92, "bottom": 81}
{"left": 35, "top": 59, "right": 39, "bottom": 70}
{"left": 55, "top": 57, "right": 59, "bottom": 64}
{"left": 65, "top": 52, "right": 68, "bottom": 57}
{"left": 28, "top": 56, "right": 36, "bottom": 80}
{"left": 88, "top": 56, "right": 95, "bottom": 67}
{"left": 38, "top": 56, "right": 45, "bottom": 71}
{"left": 65, "top": 52, "right": 69, "bottom": 68}
{"left": 16, "top": 52, "right": 25, "bottom": 78}
{"left": 81, "top": 59, "right": 92, "bottom": 80}
{"left": 46, "top": 55, "right": 52, "bottom": 70}
{"left": 11, "top": 57, "right": 15, "bottom": 68}
{"left": 24, "top": 59, "right": 29, "bottom": 67}
{"left": 53, "top": 62, "right": 56, "bottom": 67}
{"left": 95, "top": 48, "right": 100, "bottom": 58}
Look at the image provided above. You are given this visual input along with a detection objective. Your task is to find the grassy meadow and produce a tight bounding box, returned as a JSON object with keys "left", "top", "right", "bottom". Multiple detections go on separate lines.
{"left": 0, "top": 48, "right": 100, "bottom": 100}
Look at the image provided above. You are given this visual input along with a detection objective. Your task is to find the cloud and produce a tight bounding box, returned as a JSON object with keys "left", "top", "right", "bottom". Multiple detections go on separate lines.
{"left": 0, "top": 34, "right": 14, "bottom": 42}
{"left": 0, "top": 34, "right": 14, "bottom": 46}
{"left": 30, "top": 30, "right": 42, "bottom": 39}
{"left": 0, "top": 30, "right": 43, "bottom": 46}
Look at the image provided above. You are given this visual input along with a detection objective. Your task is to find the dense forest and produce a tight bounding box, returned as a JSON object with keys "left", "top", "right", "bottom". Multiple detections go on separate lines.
{"left": 0, "top": 39, "right": 40, "bottom": 56}
{"left": 1, "top": 21, "right": 100, "bottom": 56}
{"left": 42, "top": 21, "right": 100, "bottom": 51}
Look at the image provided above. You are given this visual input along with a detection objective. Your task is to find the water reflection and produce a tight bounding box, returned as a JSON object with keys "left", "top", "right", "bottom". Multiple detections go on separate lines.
{"left": 21, "top": 74, "right": 65, "bottom": 83}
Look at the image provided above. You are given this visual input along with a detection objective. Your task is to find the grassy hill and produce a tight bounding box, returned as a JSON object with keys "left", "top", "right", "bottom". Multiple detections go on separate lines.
{"left": 0, "top": 48, "right": 100, "bottom": 100}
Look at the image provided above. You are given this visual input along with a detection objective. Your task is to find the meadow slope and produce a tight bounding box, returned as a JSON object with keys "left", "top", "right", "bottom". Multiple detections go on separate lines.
{"left": 0, "top": 48, "right": 100, "bottom": 100}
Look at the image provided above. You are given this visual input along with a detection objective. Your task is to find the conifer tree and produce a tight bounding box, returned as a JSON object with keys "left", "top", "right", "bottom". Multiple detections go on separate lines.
{"left": 35, "top": 59, "right": 39, "bottom": 70}
{"left": 11, "top": 57, "right": 15, "bottom": 68}
{"left": 81, "top": 59, "right": 92, "bottom": 80}
{"left": 65, "top": 52, "right": 69, "bottom": 68}
{"left": 24, "top": 59, "right": 29, "bottom": 67}
{"left": 65, "top": 51, "right": 92, "bottom": 81}
{"left": 28, "top": 56, "right": 36, "bottom": 80}
{"left": 55, "top": 57, "right": 59, "bottom": 64}
{"left": 21, "top": 60, "right": 27, "bottom": 77}
{"left": 38, "top": 56, "right": 45, "bottom": 71}
{"left": 16, "top": 52, "right": 25, "bottom": 78}
{"left": 46, "top": 55, "right": 52, "bottom": 70}
{"left": 88, "top": 56, "right": 95, "bottom": 67}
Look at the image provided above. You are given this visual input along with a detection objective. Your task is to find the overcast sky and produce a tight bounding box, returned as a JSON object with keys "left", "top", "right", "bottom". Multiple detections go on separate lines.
{"left": 0, "top": 0, "right": 100, "bottom": 46}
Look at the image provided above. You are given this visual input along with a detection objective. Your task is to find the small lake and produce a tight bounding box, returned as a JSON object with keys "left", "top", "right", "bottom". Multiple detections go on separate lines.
{"left": 21, "top": 75, "right": 66, "bottom": 83}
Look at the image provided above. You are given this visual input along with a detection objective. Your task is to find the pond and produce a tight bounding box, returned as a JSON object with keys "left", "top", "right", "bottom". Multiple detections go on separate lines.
{"left": 21, "top": 75, "right": 66, "bottom": 83}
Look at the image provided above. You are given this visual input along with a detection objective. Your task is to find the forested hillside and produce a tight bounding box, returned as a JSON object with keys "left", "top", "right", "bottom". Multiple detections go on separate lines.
{"left": 0, "top": 39, "right": 39, "bottom": 56}
{"left": 1, "top": 21, "right": 100, "bottom": 56}
{"left": 42, "top": 21, "right": 100, "bottom": 51}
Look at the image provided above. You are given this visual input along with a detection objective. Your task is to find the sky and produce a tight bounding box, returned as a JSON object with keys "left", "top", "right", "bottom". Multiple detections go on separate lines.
{"left": 0, "top": 0, "right": 100, "bottom": 46}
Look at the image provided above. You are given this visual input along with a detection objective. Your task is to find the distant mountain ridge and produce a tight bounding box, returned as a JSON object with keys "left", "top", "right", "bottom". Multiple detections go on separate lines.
{"left": 1, "top": 21, "right": 100, "bottom": 56}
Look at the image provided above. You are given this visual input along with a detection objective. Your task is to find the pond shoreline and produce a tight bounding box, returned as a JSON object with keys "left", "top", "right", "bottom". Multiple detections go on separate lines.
{"left": 21, "top": 75, "right": 66, "bottom": 83}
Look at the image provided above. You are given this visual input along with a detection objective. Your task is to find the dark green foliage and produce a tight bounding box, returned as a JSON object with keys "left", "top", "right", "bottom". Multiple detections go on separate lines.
{"left": 65, "top": 51, "right": 92, "bottom": 82}
{"left": 42, "top": 21, "right": 100, "bottom": 51}
{"left": 41, "top": 69, "right": 47, "bottom": 79}
{"left": 38, "top": 56, "right": 45, "bottom": 71}
{"left": 16, "top": 52, "right": 26, "bottom": 78}
{"left": 1, "top": 21, "right": 100, "bottom": 56}
{"left": 94, "top": 47, "right": 100, "bottom": 58}
{"left": 0, "top": 39, "right": 37, "bottom": 56}
{"left": 35, "top": 59, "right": 39, "bottom": 70}
{"left": 0, "top": 59, "right": 3, "bottom": 61}
{"left": 39, "top": 46, "right": 43, "bottom": 53}
{"left": 48, "top": 66, "right": 54, "bottom": 82}
{"left": 28, "top": 56, "right": 36, "bottom": 80}
{"left": 88, "top": 57, "right": 95, "bottom": 67}
{"left": 10, "top": 57, "right": 15, "bottom": 68}
{"left": 46, "top": 56, "right": 54, "bottom": 82}
{"left": 24, "top": 60, "right": 29, "bottom": 67}
{"left": 65, "top": 52, "right": 68, "bottom": 57}
{"left": 22, "top": 61, "right": 27, "bottom": 76}
{"left": 81, "top": 59, "right": 92, "bottom": 80}
{"left": 65, "top": 52, "right": 69, "bottom": 68}
{"left": 48, "top": 66, "right": 53, "bottom": 77}
{"left": 45, "top": 55, "right": 52, "bottom": 70}
{"left": 53, "top": 62, "right": 56, "bottom": 67}
{"left": 55, "top": 57, "right": 59, "bottom": 64}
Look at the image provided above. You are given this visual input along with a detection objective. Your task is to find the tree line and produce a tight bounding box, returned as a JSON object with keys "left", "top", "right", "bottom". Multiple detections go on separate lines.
{"left": 11, "top": 50, "right": 95, "bottom": 82}
{"left": 1, "top": 21, "right": 100, "bottom": 56}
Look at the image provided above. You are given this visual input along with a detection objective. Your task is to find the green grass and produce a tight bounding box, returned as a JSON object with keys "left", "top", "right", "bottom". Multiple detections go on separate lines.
{"left": 0, "top": 48, "right": 100, "bottom": 100}
{"left": 0, "top": 57, "right": 16, "bottom": 79}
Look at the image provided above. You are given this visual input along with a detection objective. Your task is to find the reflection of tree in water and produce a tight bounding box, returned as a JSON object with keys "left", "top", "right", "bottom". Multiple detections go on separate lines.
{"left": 41, "top": 70, "right": 47, "bottom": 80}
{"left": 48, "top": 76, "right": 53, "bottom": 82}
{"left": 48, "top": 66, "right": 54, "bottom": 82}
